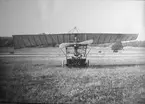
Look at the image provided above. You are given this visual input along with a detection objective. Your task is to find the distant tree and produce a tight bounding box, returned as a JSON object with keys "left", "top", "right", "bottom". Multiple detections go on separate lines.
{"left": 0, "top": 37, "right": 13, "bottom": 47}
{"left": 122, "top": 41, "right": 145, "bottom": 47}
{"left": 111, "top": 41, "right": 123, "bottom": 52}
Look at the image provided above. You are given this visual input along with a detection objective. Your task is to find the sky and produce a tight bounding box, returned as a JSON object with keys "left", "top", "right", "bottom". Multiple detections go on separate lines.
{"left": 0, "top": 0, "right": 144, "bottom": 40}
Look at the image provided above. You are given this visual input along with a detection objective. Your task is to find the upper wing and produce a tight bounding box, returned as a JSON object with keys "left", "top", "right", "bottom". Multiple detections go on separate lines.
{"left": 13, "top": 33, "right": 138, "bottom": 49}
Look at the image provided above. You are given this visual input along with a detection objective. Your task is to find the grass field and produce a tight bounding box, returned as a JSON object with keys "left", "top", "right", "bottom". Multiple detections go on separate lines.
{"left": 0, "top": 47, "right": 145, "bottom": 104}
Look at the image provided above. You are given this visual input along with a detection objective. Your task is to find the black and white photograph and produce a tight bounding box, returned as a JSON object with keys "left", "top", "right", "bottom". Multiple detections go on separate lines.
{"left": 0, "top": 0, "right": 145, "bottom": 103}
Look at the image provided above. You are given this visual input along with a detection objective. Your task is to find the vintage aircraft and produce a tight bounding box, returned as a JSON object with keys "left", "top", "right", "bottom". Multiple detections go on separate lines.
{"left": 13, "top": 27, "right": 138, "bottom": 67}
{"left": 59, "top": 35, "right": 93, "bottom": 67}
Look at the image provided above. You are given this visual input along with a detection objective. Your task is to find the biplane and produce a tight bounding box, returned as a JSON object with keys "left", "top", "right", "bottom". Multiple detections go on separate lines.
{"left": 13, "top": 27, "right": 138, "bottom": 67}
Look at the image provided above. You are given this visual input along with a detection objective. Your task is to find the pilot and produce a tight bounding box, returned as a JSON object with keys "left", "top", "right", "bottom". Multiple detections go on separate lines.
{"left": 72, "top": 52, "right": 82, "bottom": 59}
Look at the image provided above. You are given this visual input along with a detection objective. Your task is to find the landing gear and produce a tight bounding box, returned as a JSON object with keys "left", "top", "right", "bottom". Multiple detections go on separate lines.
{"left": 61, "top": 60, "right": 66, "bottom": 67}
{"left": 62, "top": 59, "right": 89, "bottom": 67}
{"left": 60, "top": 44, "right": 91, "bottom": 68}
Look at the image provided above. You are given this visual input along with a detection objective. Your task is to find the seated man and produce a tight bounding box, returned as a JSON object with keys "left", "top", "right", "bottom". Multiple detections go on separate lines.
{"left": 72, "top": 52, "right": 82, "bottom": 59}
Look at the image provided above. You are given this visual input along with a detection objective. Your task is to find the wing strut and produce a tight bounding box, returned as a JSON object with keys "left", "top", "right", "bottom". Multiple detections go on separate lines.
{"left": 86, "top": 46, "right": 92, "bottom": 57}
{"left": 60, "top": 48, "right": 67, "bottom": 57}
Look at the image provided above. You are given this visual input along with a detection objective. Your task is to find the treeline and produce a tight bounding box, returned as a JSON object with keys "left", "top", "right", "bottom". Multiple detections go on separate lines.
{"left": 123, "top": 41, "right": 145, "bottom": 47}
{"left": 95, "top": 41, "right": 145, "bottom": 47}
{"left": 0, "top": 37, "right": 13, "bottom": 47}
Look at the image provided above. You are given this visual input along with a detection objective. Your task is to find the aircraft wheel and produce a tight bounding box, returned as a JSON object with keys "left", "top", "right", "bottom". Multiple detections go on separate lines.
{"left": 61, "top": 60, "right": 65, "bottom": 67}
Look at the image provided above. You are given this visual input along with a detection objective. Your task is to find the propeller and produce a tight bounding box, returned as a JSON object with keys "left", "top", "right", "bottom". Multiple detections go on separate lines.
{"left": 59, "top": 43, "right": 74, "bottom": 48}
{"left": 78, "top": 39, "right": 93, "bottom": 45}
{"left": 59, "top": 39, "right": 93, "bottom": 48}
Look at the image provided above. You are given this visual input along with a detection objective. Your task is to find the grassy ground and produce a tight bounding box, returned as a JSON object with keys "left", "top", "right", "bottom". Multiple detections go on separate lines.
{"left": 0, "top": 61, "right": 145, "bottom": 104}
{"left": 0, "top": 47, "right": 145, "bottom": 104}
